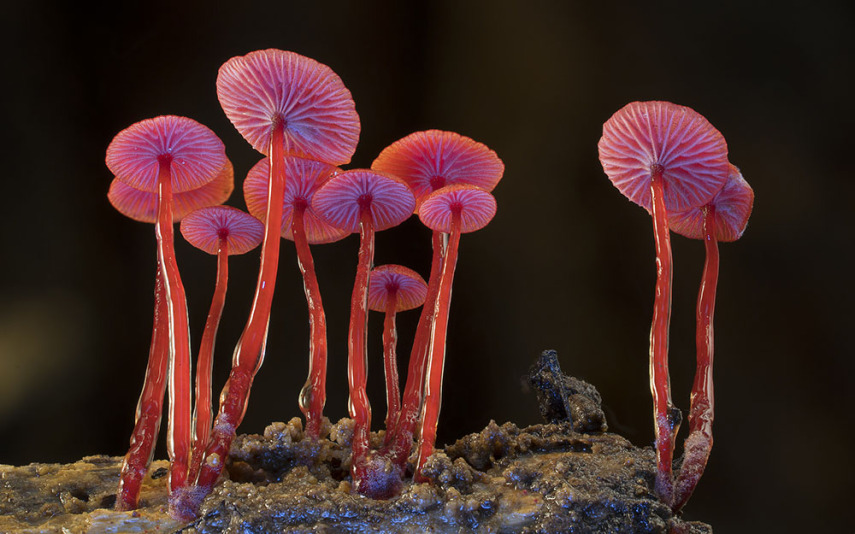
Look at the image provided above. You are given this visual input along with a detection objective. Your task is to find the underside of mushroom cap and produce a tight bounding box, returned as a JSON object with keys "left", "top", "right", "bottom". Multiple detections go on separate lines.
{"left": 598, "top": 101, "right": 729, "bottom": 212}
{"left": 368, "top": 265, "right": 428, "bottom": 313}
{"left": 371, "top": 130, "right": 504, "bottom": 208}
{"left": 669, "top": 163, "right": 755, "bottom": 242}
{"left": 108, "top": 160, "right": 235, "bottom": 223}
{"left": 418, "top": 184, "right": 497, "bottom": 234}
{"left": 311, "top": 169, "right": 416, "bottom": 232}
{"left": 243, "top": 156, "right": 350, "bottom": 245}
{"left": 217, "top": 49, "right": 360, "bottom": 165}
{"left": 106, "top": 115, "right": 227, "bottom": 193}
{"left": 180, "top": 205, "right": 265, "bottom": 256}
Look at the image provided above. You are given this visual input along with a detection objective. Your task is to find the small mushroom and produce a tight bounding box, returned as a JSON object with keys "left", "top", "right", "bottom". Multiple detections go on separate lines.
{"left": 179, "top": 206, "right": 264, "bottom": 481}
{"left": 367, "top": 265, "right": 428, "bottom": 437}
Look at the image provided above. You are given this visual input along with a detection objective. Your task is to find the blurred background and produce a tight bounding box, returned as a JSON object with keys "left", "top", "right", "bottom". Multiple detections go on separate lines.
{"left": 1, "top": 1, "right": 852, "bottom": 531}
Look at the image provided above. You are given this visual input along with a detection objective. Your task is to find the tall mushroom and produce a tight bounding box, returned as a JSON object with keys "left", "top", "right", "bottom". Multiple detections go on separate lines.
{"left": 179, "top": 206, "right": 264, "bottom": 481}
{"left": 312, "top": 169, "right": 415, "bottom": 497}
{"left": 106, "top": 115, "right": 227, "bottom": 503}
{"left": 668, "top": 164, "right": 754, "bottom": 511}
{"left": 243, "top": 155, "right": 349, "bottom": 438}
{"left": 414, "top": 184, "right": 497, "bottom": 480}
{"left": 597, "top": 101, "right": 729, "bottom": 505}
{"left": 191, "top": 49, "right": 360, "bottom": 507}
{"left": 367, "top": 265, "right": 428, "bottom": 436}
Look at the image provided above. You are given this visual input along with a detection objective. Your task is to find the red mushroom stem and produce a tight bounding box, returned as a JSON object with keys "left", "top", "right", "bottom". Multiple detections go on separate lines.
{"left": 293, "top": 201, "right": 330, "bottom": 440}
{"left": 673, "top": 206, "right": 719, "bottom": 511}
{"left": 195, "top": 122, "right": 286, "bottom": 495}
{"left": 188, "top": 235, "right": 230, "bottom": 482}
{"left": 415, "top": 216, "right": 462, "bottom": 481}
{"left": 115, "top": 267, "right": 169, "bottom": 511}
{"left": 155, "top": 158, "right": 194, "bottom": 495}
{"left": 383, "top": 231, "right": 445, "bottom": 463}
{"left": 649, "top": 167, "right": 679, "bottom": 506}
{"left": 348, "top": 206, "right": 375, "bottom": 470}
{"left": 382, "top": 288, "right": 401, "bottom": 434}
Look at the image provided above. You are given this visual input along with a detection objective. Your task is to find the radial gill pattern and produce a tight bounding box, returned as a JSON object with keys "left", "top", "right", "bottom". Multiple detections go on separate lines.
{"left": 108, "top": 160, "right": 235, "bottom": 224}
{"left": 179, "top": 205, "right": 264, "bottom": 256}
{"left": 371, "top": 130, "right": 504, "bottom": 207}
{"left": 217, "top": 49, "right": 360, "bottom": 165}
{"left": 106, "top": 115, "right": 227, "bottom": 193}
{"left": 598, "top": 101, "right": 729, "bottom": 212}
{"left": 368, "top": 265, "right": 429, "bottom": 312}
{"left": 311, "top": 170, "right": 416, "bottom": 232}
{"left": 669, "top": 164, "right": 754, "bottom": 242}
{"left": 243, "top": 156, "right": 349, "bottom": 244}
{"left": 418, "top": 184, "right": 497, "bottom": 234}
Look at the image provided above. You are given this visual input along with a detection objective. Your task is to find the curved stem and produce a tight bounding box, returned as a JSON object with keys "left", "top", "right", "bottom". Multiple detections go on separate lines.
{"left": 674, "top": 206, "right": 719, "bottom": 511}
{"left": 650, "top": 170, "right": 677, "bottom": 507}
{"left": 382, "top": 295, "right": 401, "bottom": 441}
{"left": 194, "top": 122, "right": 286, "bottom": 498}
{"left": 383, "top": 231, "right": 445, "bottom": 466}
{"left": 156, "top": 162, "right": 193, "bottom": 495}
{"left": 294, "top": 204, "right": 329, "bottom": 440}
{"left": 116, "top": 266, "right": 169, "bottom": 511}
{"left": 415, "top": 217, "right": 461, "bottom": 481}
{"left": 349, "top": 209, "right": 375, "bottom": 478}
{"left": 189, "top": 239, "right": 229, "bottom": 482}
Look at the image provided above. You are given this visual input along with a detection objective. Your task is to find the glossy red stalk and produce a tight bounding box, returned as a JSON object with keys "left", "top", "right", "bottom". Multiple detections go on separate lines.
{"left": 115, "top": 267, "right": 169, "bottom": 511}
{"left": 193, "top": 123, "right": 286, "bottom": 501}
{"left": 383, "top": 231, "right": 445, "bottom": 465}
{"left": 294, "top": 202, "right": 330, "bottom": 439}
{"left": 415, "top": 217, "right": 462, "bottom": 480}
{"left": 649, "top": 168, "right": 678, "bottom": 507}
{"left": 382, "top": 293, "right": 401, "bottom": 438}
{"left": 188, "top": 237, "right": 229, "bottom": 482}
{"left": 155, "top": 159, "right": 193, "bottom": 496}
{"left": 674, "top": 206, "right": 719, "bottom": 511}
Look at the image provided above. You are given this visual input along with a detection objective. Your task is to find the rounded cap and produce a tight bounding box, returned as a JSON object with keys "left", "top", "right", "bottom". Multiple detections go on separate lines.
{"left": 371, "top": 130, "right": 504, "bottom": 208}
{"left": 108, "top": 160, "right": 235, "bottom": 223}
{"left": 180, "top": 205, "right": 264, "bottom": 255}
{"left": 217, "top": 49, "right": 360, "bottom": 165}
{"left": 367, "top": 265, "right": 428, "bottom": 313}
{"left": 669, "top": 163, "right": 754, "bottom": 242}
{"left": 106, "top": 115, "right": 227, "bottom": 193}
{"left": 598, "top": 101, "right": 729, "bottom": 212}
{"left": 312, "top": 169, "right": 416, "bottom": 233}
{"left": 243, "top": 156, "right": 350, "bottom": 244}
{"left": 418, "top": 184, "right": 497, "bottom": 234}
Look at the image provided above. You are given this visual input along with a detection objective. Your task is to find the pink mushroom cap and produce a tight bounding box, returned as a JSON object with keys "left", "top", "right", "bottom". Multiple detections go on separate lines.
{"left": 106, "top": 115, "right": 227, "bottom": 194}
{"left": 217, "top": 49, "right": 360, "bottom": 165}
{"left": 418, "top": 184, "right": 497, "bottom": 234}
{"left": 367, "top": 265, "right": 429, "bottom": 313}
{"left": 371, "top": 130, "right": 505, "bottom": 209}
{"left": 108, "top": 160, "right": 235, "bottom": 224}
{"left": 179, "top": 205, "right": 265, "bottom": 256}
{"left": 598, "top": 101, "right": 729, "bottom": 212}
{"left": 669, "top": 163, "right": 754, "bottom": 242}
{"left": 243, "top": 156, "right": 350, "bottom": 244}
{"left": 311, "top": 169, "right": 416, "bottom": 232}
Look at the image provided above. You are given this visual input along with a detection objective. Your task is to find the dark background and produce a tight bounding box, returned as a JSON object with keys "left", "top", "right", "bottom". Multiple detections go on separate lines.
{"left": 1, "top": 1, "right": 852, "bottom": 531}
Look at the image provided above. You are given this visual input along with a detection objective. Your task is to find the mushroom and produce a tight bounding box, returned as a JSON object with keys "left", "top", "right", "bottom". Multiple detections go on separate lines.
{"left": 668, "top": 164, "right": 754, "bottom": 511}
{"left": 370, "top": 130, "right": 503, "bottom": 468}
{"left": 179, "top": 206, "right": 264, "bottom": 481}
{"left": 106, "top": 115, "right": 227, "bottom": 501}
{"left": 367, "top": 265, "right": 428, "bottom": 437}
{"left": 193, "top": 49, "right": 360, "bottom": 503}
{"left": 243, "top": 155, "right": 349, "bottom": 439}
{"left": 312, "top": 169, "right": 415, "bottom": 497}
{"left": 598, "top": 101, "right": 729, "bottom": 505}
{"left": 414, "top": 184, "right": 497, "bottom": 480}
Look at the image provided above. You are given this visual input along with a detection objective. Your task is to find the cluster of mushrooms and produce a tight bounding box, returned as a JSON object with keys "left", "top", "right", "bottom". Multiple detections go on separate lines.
{"left": 105, "top": 49, "right": 752, "bottom": 522}
{"left": 105, "top": 49, "right": 503, "bottom": 520}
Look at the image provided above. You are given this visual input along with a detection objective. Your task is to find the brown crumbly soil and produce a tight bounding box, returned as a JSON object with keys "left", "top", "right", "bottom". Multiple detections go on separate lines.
{"left": 0, "top": 353, "right": 712, "bottom": 533}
